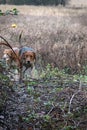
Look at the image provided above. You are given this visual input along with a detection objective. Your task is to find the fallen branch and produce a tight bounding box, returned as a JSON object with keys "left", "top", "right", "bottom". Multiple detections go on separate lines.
{"left": 68, "top": 90, "right": 81, "bottom": 113}
{"left": 68, "top": 80, "right": 82, "bottom": 113}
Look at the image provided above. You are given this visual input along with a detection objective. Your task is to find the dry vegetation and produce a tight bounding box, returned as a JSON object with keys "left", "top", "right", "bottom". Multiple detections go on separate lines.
{"left": 0, "top": 4, "right": 86, "bottom": 16}
{"left": 0, "top": 5, "right": 87, "bottom": 130}
{"left": 0, "top": 5, "right": 87, "bottom": 72}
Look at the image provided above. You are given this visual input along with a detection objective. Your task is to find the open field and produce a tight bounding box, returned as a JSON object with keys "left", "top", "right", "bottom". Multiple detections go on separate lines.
{"left": 0, "top": 5, "right": 87, "bottom": 130}
{"left": 0, "top": 5, "right": 87, "bottom": 73}
{"left": 0, "top": 4, "right": 87, "bottom": 16}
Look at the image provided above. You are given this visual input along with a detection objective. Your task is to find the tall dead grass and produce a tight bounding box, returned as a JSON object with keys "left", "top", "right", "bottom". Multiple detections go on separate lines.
{"left": 0, "top": 4, "right": 86, "bottom": 16}
{"left": 0, "top": 5, "right": 87, "bottom": 73}
{"left": 37, "top": 29, "right": 87, "bottom": 73}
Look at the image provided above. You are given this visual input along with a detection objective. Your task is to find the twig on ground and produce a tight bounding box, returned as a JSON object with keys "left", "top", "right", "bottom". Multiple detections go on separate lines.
{"left": 68, "top": 80, "right": 82, "bottom": 113}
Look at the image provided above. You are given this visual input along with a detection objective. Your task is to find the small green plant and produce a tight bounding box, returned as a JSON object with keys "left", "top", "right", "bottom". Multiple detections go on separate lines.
{"left": 82, "top": 65, "right": 87, "bottom": 75}
{"left": 13, "top": 8, "right": 19, "bottom": 15}
{"left": 27, "top": 86, "right": 34, "bottom": 95}
{"left": 23, "top": 111, "right": 37, "bottom": 122}
{"left": 44, "top": 101, "right": 53, "bottom": 109}
{"left": 40, "top": 64, "right": 62, "bottom": 79}
{"left": 0, "top": 10, "right": 3, "bottom": 16}
{"left": 0, "top": 8, "right": 19, "bottom": 16}
{"left": 43, "top": 115, "right": 51, "bottom": 122}
{"left": 28, "top": 81, "right": 37, "bottom": 86}
{"left": 63, "top": 66, "right": 71, "bottom": 74}
{"left": 63, "top": 126, "right": 75, "bottom": 130}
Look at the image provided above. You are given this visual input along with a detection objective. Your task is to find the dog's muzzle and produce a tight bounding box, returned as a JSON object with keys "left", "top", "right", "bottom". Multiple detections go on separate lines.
{"left": 3, "top": 54, "right": 9, "bottom": 61}
{"left": 27, "top": 61, "right": 30, "bottom": 64}
{"left": 23, "top": 60, "right": 32, "bottom": 68}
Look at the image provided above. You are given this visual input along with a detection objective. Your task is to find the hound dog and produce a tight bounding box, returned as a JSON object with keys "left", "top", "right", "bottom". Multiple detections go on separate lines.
{"left": 3, "top": 47, "right": 19, "bottom": 68}
{"left": 19, "top": 46, "right": 36, "bottom": 76}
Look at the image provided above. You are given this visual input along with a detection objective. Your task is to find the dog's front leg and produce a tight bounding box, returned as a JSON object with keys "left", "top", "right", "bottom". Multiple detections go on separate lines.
{"left": 19, "top": 64, "right": 24, "bottom": 83}
{"left": 31, "top": 64, "right": 38, "bottom": 79}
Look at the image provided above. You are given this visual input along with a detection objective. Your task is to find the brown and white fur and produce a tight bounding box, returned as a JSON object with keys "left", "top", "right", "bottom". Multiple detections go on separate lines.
{"left": 3, "top": 47, "right": 19, "bottom": 68}
{"left": 19, "top": 46, "right": 36, "bottom": 74}
{"left": 3, "top": 46, "right": 36, "bottom": 80}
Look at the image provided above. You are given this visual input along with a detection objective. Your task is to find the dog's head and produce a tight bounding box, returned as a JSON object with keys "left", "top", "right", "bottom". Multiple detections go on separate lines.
{"left": 3, "top": 49, "right": 12, "bottom": 63}
{"left": 3, "top": 47, "right": 19, "bottom": 63}
{"left": 22, "top": 51, "right": 36, "bottom": 65}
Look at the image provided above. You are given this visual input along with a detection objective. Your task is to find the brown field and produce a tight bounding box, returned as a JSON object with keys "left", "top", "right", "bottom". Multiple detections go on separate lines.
{"left": 0, "top": 5, "right": 87, "bottom": 72}
{"left": 0, "top": 4, "right": 86, "bottom": 16}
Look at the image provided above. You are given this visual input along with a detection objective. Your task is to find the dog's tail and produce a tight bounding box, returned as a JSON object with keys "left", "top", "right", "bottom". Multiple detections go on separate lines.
{"left": 19, "top": 30, "right": 23, "bottom": 49}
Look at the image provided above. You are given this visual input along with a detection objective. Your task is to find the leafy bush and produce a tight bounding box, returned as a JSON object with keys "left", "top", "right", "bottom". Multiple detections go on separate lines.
{"left": 40, "top": 64, "right": 65, "bottom": 80}
{"left": 0, "top": 8, "right": 19, "bottom": 16}
{"left": 12, "top": 8, "right": 19, "bottom": 15}
{"left": 0, "top": 10, "right": 3, "bottom": 16}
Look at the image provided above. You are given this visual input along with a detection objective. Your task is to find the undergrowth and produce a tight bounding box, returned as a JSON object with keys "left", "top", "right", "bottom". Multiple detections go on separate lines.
{"left": 24, "top": 64, "right": 87, "bottom": 130}
{"left": 0, "top": 61, "right": 87, "bottom": 130}
{"left": 0, "top": 8, "right": 19, "bottom": 15}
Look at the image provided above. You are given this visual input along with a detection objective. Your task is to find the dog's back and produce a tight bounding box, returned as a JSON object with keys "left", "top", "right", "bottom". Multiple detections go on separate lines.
{"left": 19, "top": 46, "right": 35, "bottom": 56}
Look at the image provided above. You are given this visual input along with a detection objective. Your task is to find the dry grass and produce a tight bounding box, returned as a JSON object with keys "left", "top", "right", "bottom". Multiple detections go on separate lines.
{"left": 68, "top": 0, "right": 87, "bottom": 7}
{"left": 0, "top": 5, "right": 87, "bottom": 73}
{"left": 0, "top": 4, "right": 87, "bottom": 16}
